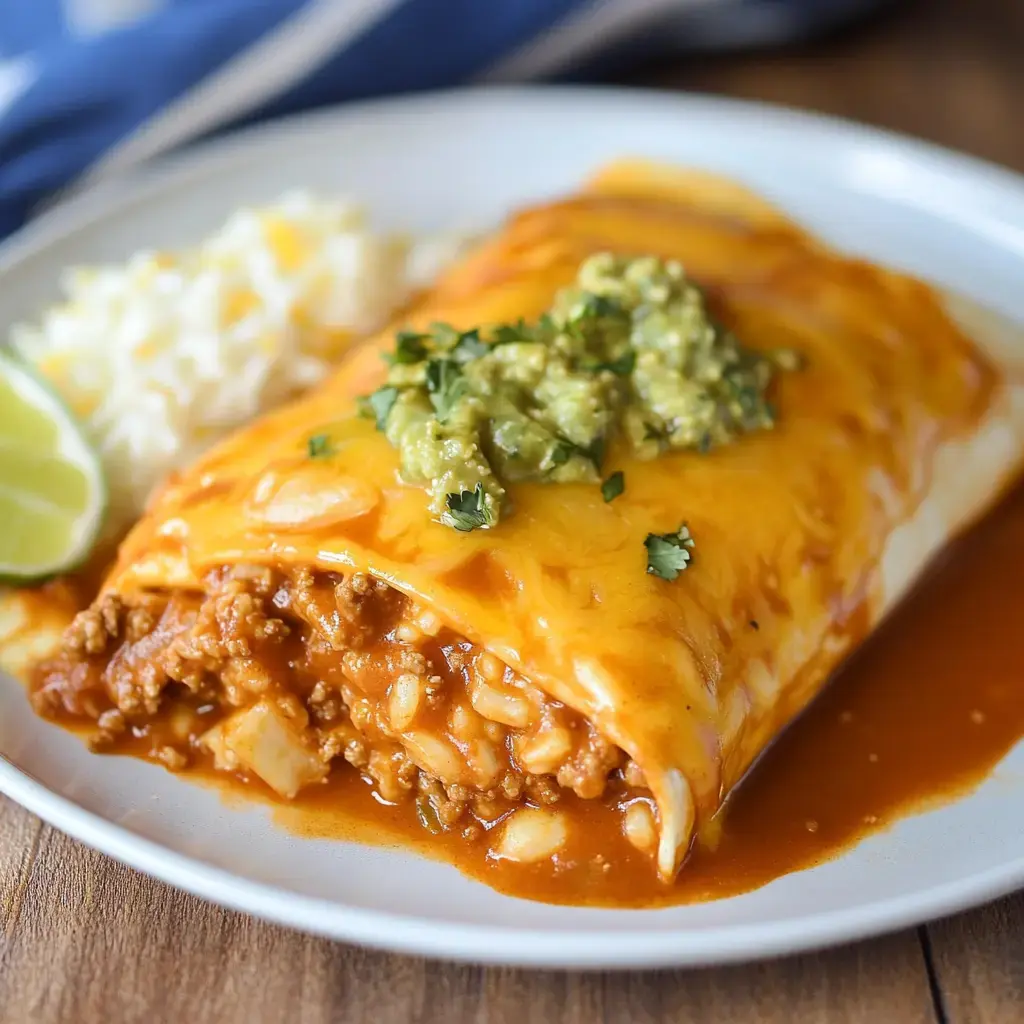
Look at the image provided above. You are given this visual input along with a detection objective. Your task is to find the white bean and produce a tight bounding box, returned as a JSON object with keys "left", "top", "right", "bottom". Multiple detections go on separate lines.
{"left": 470, "top": 678, "right": 532, "bottom": 729}
{"left": 468, "top": 739, "right": 502, "bottom": 788}
{"left": 416, "top": 609, "right": 443, "bottom": 636}
{"left": 476, "top": 652, "right": 504, "bottom": 684}
{"left": 449, "top": 702, "right": 479, "bottom": 741}
{"left": 517, "top": 727, "right": 572, "bottom": 775}
{"left": 388, "top": 672, "right": 424, "bottom": 732}
{"left": 403, "top": 732, "right": 462, "bottom": 784}
{"left": 493, "top": 808, "right": 568, "bottom": 863}
{"left": 623, "top": 800, "right": 657, "bottom": 853}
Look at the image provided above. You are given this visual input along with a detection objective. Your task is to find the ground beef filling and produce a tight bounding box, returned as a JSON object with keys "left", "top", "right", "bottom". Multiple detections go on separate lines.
{"left": 31, "top": 566, "right": 643, "bottom": 847}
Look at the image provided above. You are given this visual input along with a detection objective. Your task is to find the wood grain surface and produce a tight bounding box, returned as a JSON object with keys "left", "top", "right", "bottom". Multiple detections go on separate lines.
{"left": 3, "top": 0, "right": 1024, "bottom": 1020}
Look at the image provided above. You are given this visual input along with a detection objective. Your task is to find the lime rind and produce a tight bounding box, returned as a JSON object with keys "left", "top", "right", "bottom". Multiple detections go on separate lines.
{"left": 0, "top": 348, "right": 107, "bottom": 583}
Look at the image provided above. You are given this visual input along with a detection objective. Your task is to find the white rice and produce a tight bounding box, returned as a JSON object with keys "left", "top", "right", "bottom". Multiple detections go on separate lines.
{"left": 9, "top": 192, "right": 463, "bottom": 534}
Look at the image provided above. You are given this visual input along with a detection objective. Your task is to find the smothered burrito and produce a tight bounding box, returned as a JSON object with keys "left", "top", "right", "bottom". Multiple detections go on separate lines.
{"left": 30, "top": 162, "right": 1024, "bottom": 882}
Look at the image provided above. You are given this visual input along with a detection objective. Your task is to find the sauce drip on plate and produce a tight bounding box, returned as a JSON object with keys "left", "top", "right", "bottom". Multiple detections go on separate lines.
{"left": 43, "top": 478, "right": 1024, "bottom": 907}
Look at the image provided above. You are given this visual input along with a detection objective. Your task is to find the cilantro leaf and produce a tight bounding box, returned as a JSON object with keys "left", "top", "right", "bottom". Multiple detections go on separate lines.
{"left": 548, "top": 435, "right": 605, "bottom": 471}
{"left": 424, "top": 358, "right": 452, "bottom": 394}
{"left": 582, "top": 349, "right": 636, "bottom": 376}
{"left": 444, "top": 482, "right": 493, "bottom": 532}
{"left": 601, "top": 471, "right": 625, "bottom": 503}
{"left": 585, "top": 435, "right": 606, "bottom": 471}
{"left": 644, "top": 525, "right": 695, "bottom": 581}
{"left": 535, "top": 313, "right": 557, "bottom": 339}
{"left": 549, "top": 438, "right": 575, "bottom": 468}
{"left": 363, "top": 386, "right": 399, "bottom": 430}
{"left": 572, "top": 293, "right": 623, "bottom": 321}
{"left": 306, "top": 434, "right": 333, "bottom": 459}
{"left": 388, "top": 330, "right": 430, "bottom": 365}
{"left": 428, "top": 322, "right": 460, "bottom": 347}
{"left": 425, "top": 359, "right": 469, "bottom": 423}
{"left": 426, "top": 322, "right": 488, "bottom": 363}
{"left": 492, "top": 319, "right": 534, "bottom": 345}
{"left": 451, "top": 328, "right": 489, "bottom": 364}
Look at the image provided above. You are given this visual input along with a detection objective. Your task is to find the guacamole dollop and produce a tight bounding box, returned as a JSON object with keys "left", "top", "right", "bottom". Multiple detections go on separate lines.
{"left": 357, "top": 253, "right": 794, "bottom": 532}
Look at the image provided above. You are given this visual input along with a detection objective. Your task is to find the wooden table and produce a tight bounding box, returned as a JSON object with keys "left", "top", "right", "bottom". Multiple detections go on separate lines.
{"left": 2, "top": 0, "right": 1023, "bottom": 1019}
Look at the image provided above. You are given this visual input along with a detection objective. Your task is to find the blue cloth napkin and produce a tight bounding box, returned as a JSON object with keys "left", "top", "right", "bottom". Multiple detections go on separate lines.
{"left": 0, "top": 0, "right": 880, "bottom": 237}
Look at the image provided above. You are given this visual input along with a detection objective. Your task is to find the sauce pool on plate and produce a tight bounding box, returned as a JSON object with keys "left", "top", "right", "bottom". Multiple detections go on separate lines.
{"left": 39, "top": 476, "right": 1024, "bottom": 907}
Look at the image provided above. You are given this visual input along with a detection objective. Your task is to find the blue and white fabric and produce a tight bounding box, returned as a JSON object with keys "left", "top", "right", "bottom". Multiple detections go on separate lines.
{"left": 0, "top": 0, "right": 884, "bottom": 236}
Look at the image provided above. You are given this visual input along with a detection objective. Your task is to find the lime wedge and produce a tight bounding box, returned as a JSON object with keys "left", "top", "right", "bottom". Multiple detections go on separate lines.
{"left": 0, "top": 349, "right": 106, "bottom": 583}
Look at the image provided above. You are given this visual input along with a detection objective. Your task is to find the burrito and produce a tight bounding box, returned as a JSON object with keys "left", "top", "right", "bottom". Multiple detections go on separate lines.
{"left": 29, "top": 161, "right": 1024, "bottom": 882}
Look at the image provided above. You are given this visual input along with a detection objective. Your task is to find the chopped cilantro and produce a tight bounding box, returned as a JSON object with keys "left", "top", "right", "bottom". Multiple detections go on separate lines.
{"left": 451, "top": 328, "right": 489, "bottom": 364}
{"left": 585, "top": 436, "right": 606, "bottom": 471}
{"left": 549, "top": 436, "right": 605, "bottom": 471}
{"left": 306, "top": 434, "right": 333, "bottom": 459}
{"left": 644, "top": 525, "right": 695, "bottom": 581}
{"left": 444, "top": 482, "right": 493, "bottom": 532}
{"left": 428, "top": 322, "right": 488, "bottom": 361}
{"left": 363, "top": 386, "right": 399, "bottom": 430}
{"left": 389, "top": 331, "right": 430, "bottom": 365}
{"left": 492, "top": 319, "right": 534, "bottom": 345}
{"left": 601, "top": 471, "right": 625, "bottom": 503}
{"left": 428, "top": 322, "right": 460, "bottom": 346}
{"left": 583, "top": 349, "right": 636, "bottom": 376}
{"left": 549, "top": 438, "right": 575, "bottom": 467}
{"left": 571, "top": 293, "right": 624, "bottom": 321}
{"left": 425, "top": 359, "right": 469, "bottom": 423}
{"left": 358, "top": 253, "right": 799, "bottom": 535}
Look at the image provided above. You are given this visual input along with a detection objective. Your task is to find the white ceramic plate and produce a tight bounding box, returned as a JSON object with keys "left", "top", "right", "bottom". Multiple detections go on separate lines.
{"left": 3, "top": 87, "right": 1024, "bottom": 970}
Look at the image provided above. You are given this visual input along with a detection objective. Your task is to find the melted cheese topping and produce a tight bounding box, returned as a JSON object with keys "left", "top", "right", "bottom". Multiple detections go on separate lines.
{"left": 103, "top": 162, "right": 1016, "bottom": 875}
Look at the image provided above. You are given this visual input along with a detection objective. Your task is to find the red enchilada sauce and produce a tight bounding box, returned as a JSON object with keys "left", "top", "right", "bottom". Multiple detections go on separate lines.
{"left": 12, "top": 162, "right": 1024, "bottom": 907}
{"left": 272, "top": 476, "right": 1024, "bottom": 905}
{"left": 25, "top": 476, "right": 1024, "bottom": 907}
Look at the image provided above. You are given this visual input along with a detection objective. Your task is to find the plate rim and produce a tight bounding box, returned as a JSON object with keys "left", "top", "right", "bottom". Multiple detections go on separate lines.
{"left": 4, "top": 84, "right": 1024, "bottom": 969}
{"left": 6, "top": 748, "right": 1024, "bottom": 969}
{"left": 8, "top": 84, "right": 1024, "bottom": 282}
